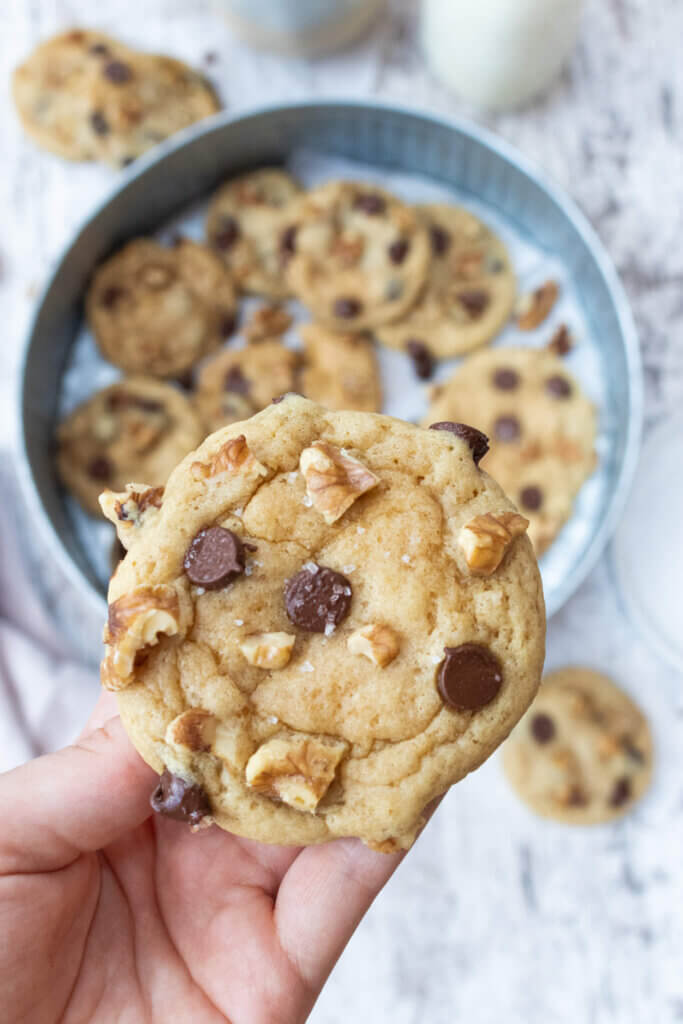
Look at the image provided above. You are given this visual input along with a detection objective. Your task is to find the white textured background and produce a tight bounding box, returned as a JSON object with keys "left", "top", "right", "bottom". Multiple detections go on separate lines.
{"left": 1, "top": 2, "right": 683, "bottom": 1022}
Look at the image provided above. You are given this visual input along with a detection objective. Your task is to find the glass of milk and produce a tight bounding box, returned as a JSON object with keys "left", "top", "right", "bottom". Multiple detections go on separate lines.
{"left": 421, "top": 0, "right": 584, "bottom": 112}
{"left": 215, "top": 0, "right": 385, "bottom": 56}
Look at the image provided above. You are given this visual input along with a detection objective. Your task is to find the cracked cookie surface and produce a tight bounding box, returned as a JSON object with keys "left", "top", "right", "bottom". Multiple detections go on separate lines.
{"left": 102, "top": 395, "right": 545, "bottom": 849}
{"left": 425, "top": 346, "right": 597, "bottom": 555}
{"left": 503, "top": 667, "right": 653, "bottom": 824}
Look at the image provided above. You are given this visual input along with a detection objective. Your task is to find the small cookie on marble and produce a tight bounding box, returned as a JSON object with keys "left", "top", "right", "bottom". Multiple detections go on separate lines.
{"left": 101, "top": 395, "right": 545, "bottom": 850}
{"left": 193, "top": 340, "right": 300, "bottom": 433}
{"left": 206, "top": 168, "right": 303, "bottom": 298}
{"left": 86, "top": 238, "right": 237, "bottom": 379}
{"left": 57, "top": 377, "right": 203, "bottom": 516}
{"left": 284, "top": 181, "right": 431, "bottom": 331}
{"left": 425, "top": 346, "right": 597, "bottom": 555}
{"left": 503, "top": 667, "right": 653, "bottom": 824}
{"left": 377, "top": 204, "right": 516, "bottom": 358}
{"left": 299, "top": 322, "right": 382, "bottom": 412}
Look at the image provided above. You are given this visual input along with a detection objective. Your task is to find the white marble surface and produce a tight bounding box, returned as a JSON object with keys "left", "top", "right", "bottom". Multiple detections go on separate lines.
{"left": 2, "top": 2, "right": 683, "bottom": 1022}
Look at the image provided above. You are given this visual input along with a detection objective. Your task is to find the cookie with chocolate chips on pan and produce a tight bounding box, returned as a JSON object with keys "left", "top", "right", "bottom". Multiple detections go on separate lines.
{"left": 299, "top": 322, "right": 382, "bottom": 412}
{"left": 99, "top": 395, "right": 545, "bottom": 851}
{"left": 425, "top": 345, "right": 597, "bottom": 555}
{"left": 503, "top": 667, "right": 653, "bottom": 824}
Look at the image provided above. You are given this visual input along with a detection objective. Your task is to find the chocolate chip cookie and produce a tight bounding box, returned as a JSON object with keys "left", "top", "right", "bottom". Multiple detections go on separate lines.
{"left": 100, "top": 395, "right": 545, "bottom": 850}
{"left": 376, "top": 204, "right": 516, "bottom": 358}
{"left": 284, "top": 181, "right": 431, "bottom": 331}
{"left": 57, "top": 377, "right": 203, "bottom": 515}
{"left": 206, "top": 169, "right": 303, "bottom": 298}
{"left": 426, "top": 346, "right": 597, "bottom": 554}
{"left": 503, "top": 668, "right": 653, "bottom": 824}
{"left": 193, "top": 340, "right": 300, "bottom": 433}
{"left": 87, "top": 239, "right": 237, "bottom": 379}
{"left": 299, "top": 323, "right": 382, "bottom": 412}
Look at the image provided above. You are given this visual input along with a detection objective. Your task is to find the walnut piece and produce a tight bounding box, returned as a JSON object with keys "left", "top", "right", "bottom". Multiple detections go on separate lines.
{"left": 245, "top": 734, "right": 347, "bottom": 812}
{"left": 459, "top": 512, "right": 529, "bottom": 575}
{"left": 99, "top": 483, "right": 163, "bottom": 548}
{"left": 191, "top": 434, "right": 268, "bottom": 482}
{"left": 347, "top": 624, "right": 400, "bottom": 667}
{"left": 299, "top": 441, "right": 379, "bottom": 524}
{"left": 239, "top": 632, "right": 296, "bottom": 669}
{"left": 101, "top": 585, "right": 185, "bottom": 691}
{"left": 166, "top": 709, "right": 217, "bottom": 752}
{"left": 516, "top": 280, "right": 559, "bottom": 330}
{"left": 244, "top": 305, "right": 293, "bottom": 343}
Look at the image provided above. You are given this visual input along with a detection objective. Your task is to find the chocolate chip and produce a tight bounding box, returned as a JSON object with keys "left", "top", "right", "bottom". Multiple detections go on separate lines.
{"left": 203, "top": 51, "right": 219, "bottom": 65}
{"left": 220, "top": 311, "right": 237, "bottom": 338}
{"left": 88, "top": 43, "right": 110, "bottom": 56}
{"left": 492, "top": 367, "right": 520, "bottom": 391}
{"left": 284, "top": 564, "right": 352, "bottom": 633}
{"left": 224, "top": 366, "right": 250, "bottom": 394}
{"left": 101, "top": 285, "right": 124, "bottom": 309}
{"left": 184, "top": 526, "right": 246, "bottom": 589}
{"left": 567, "top": 786, "right": 588, "bottom": 807}
{"left": 86, "top": 455, "right": 112, "bottom": 481}
{"left": 458, "top": 289, "right": 490, "bottom": 318}
{"left": 385, "top": 279, "right": 404, "bottom": 301}
{"left": 406, "top": 339, "right": 434, "bottom": 380}
{"left": 545, "top": 374, "right": 572, "bottom": 399}
{"left": 487, "top": 257, "right": 505, "bottom": 274}
{"left": 280, "top": 224, "right": 297, "bottom": 259}
{"left": 493, "top": 415, "right": 521, "bottom": 442}
{"left": 388, "top": 238, "right": 410, "bottom": 264}
{"left": 531, "top": 713, "right": 555, "bottom": 743}
{"left": 547, "top": 324, "right": 572, "bottom": 356}
{"left": 90, "top": 110, "right": 110, "bottom": 136}
{"left": 103, "top": 59, "right": 133, "bottom": 84}
{"left": 520, "top": 485, "right": 543, "bottom": 511}
{"left": 150, "top": 770, "right": 211, "bottom": 826}
{"left": 436, "top": 643, "right": 503, "bottom": 711}
{"left": 353, "top": 192, "right": 386, "bottom": 215}
{"left": 121, "top": 156, "right": 135, "bottom": 168}
{"left": 609, "top": 777, "right": 632, "bottom": 808}
{"left": 429, "top": 422, "right": 490, "bottom": 465}
{"left": 175, "top": 370, "right": 194, "bottom": 392}
{"left": 333, "top": 297, "right": 362, "bottom": 319}
{"left": 213, "top": 216, "right": 240, "bottom": 251}
{"left": 430, "top": 224, "right": 451, "bottom": 256}
{"left": 622, "top": 738, "right": 645, "bottom": 764}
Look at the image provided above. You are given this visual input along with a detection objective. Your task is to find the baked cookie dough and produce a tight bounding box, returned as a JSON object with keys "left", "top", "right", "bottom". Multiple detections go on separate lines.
{"left": 285, "top": 181, "right": 431, "bottom": 331}
{"left": 426, "top": 346, "right": 597, "bottom": 554}
{"left": 100, "top": 396, "right": 545, "bottom": 850}
{"left": 193, "top": 340, "right": 300, "bottom": 433}
{"left": 57, "top": 377, "right": 203, "bottom": 516}
{"left": 376, "top": 204, "right": 516, "bottom": 358}
{"left": 13, "top": 31, "right": 219, "bottom": 166}
{"left": 299, "top": 322, "right": 382, "bottom": 412}
{"left": 87, "top": 238, "right": 237, "bottom": 379}
{"left": 503, "top": 668, "right": 653, "bottom": 824}
{"left": 206, "top": 169, "right": 303, "bottom": 298}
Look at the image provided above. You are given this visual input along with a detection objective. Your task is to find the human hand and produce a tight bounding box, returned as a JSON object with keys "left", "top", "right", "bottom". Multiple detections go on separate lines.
{"left": 0, "top": 692, "right": 404, "bottom": 1024}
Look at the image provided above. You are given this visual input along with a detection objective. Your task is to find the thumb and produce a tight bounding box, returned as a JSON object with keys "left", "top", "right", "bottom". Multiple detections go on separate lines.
{"left": 0, "top": 691, "right": 156, "bottom": 875}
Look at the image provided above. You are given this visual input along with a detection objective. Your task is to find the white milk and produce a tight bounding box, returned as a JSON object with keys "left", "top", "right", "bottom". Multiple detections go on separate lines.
{"left": 421, "top": 0, "right": 584, "bottom": 111}
{"left": 215, "top": 0, "right": 385, "bottom": 56}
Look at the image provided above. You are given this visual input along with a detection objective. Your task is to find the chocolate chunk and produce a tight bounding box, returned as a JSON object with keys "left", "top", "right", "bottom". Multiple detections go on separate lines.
{"left": 103, "top": 59, "right": 133, "bottom": 84}
{"left": 436, "top": 643, "right": 503, "bottom": 711}
{"left": 406, "top": 339, "right": 434, "bottom": 380}
{"left": 353, "top": 192, "right": 386, "bottom": 215}
{"left": 531, "top": 713, "right": 555, "bottom": 743}
{"left": 224, "top": 366, "right": 250, "bottom": 394}
{"left": 388, "top": 238, "right": 410, "bottom": 265}
{"left": 280, "top": 224, "right": 297, "bottom": 259}
{"left": 609, "top": 777, "right": 632, "bottom": 807}
{"left": 492, "top": 367, "right": 520, "bottom": 391}
{"left": 184, "top": 526, "right": 246, "bottom": 589}
{"left": 86, "top": 455, "right": 112, "bottom": 481}
{"left": 458, "top": 289, "right": 490, "bottom": 318}
{"left": 101, "top": 285, "right": 124, "bottom": 309}
{"left": 520, "top": 485, "right": 543, "bottom": 511}
{"left": 90, "top": 110, "right": 110, "bottom": 136}
{"left": 284, "top": 564, "right": 352, "bottom": 633}
{"left": 493, "top": 415, "right": 521, "bottom": 442}
{"left": 150, "top": 770, "right": 211, "bottom": 826}
{"left": 333, "top": 297, "right": 362, "bottom": 319}
{"left": 430, "top": 224, "right": 451, "bottom": 256}
{"left": 567, "top": 786, "right": 588, "bottom": 807}
{"left": 213, "top": 216, "right": 240, "bottom": 251}
{"left": 220, "top": 311, "right": 237, "bottom": 338}
{"left": 545, "top": 374, "right": 572, "bottom": 399}
{"left": 547, "top": 324, "right": 572, "bottom": 356}
{"left": 175, "top": 370, "right": 194, "bottom": 391}
{"left": 88, "top": 43, "right": 110, "bottom": 56}
{"left": 429, "top": 422, "right": 490, "bottom": 465}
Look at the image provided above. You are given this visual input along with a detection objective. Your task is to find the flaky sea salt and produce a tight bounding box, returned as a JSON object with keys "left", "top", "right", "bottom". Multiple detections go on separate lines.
{"left": 244, "top": 565, "right": 253, "bottom": 576}
{"left": 302, "top": 494, "right": 313, "bottom": 507}
{"left": 300, "top": 660, "right": 315, "bottom": 672}
{"left": 342, "top": 564, "right": 356, "bottom": 574}
{"left": 194, "top": 587, "right": 206, "bottom": 596}
{"left": 234, "top": 619, "right": 244, "bottom": 626}
{"left": 401, "top": 554, "right": 411, "bottom": 564}
{"left": 232, "top": 506, "right": 244, "bottom": 518}
{"left": 324, "top": 622, "right": 336, "bottom": 636}
{"left": 267, "top": 715, "right": 279, "bottom": 725}
{"left": 356, "top": 526, "right": 366, "bottom": 535}
{"left": 287, "top": 471, "right": 299, "bottom": 483}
